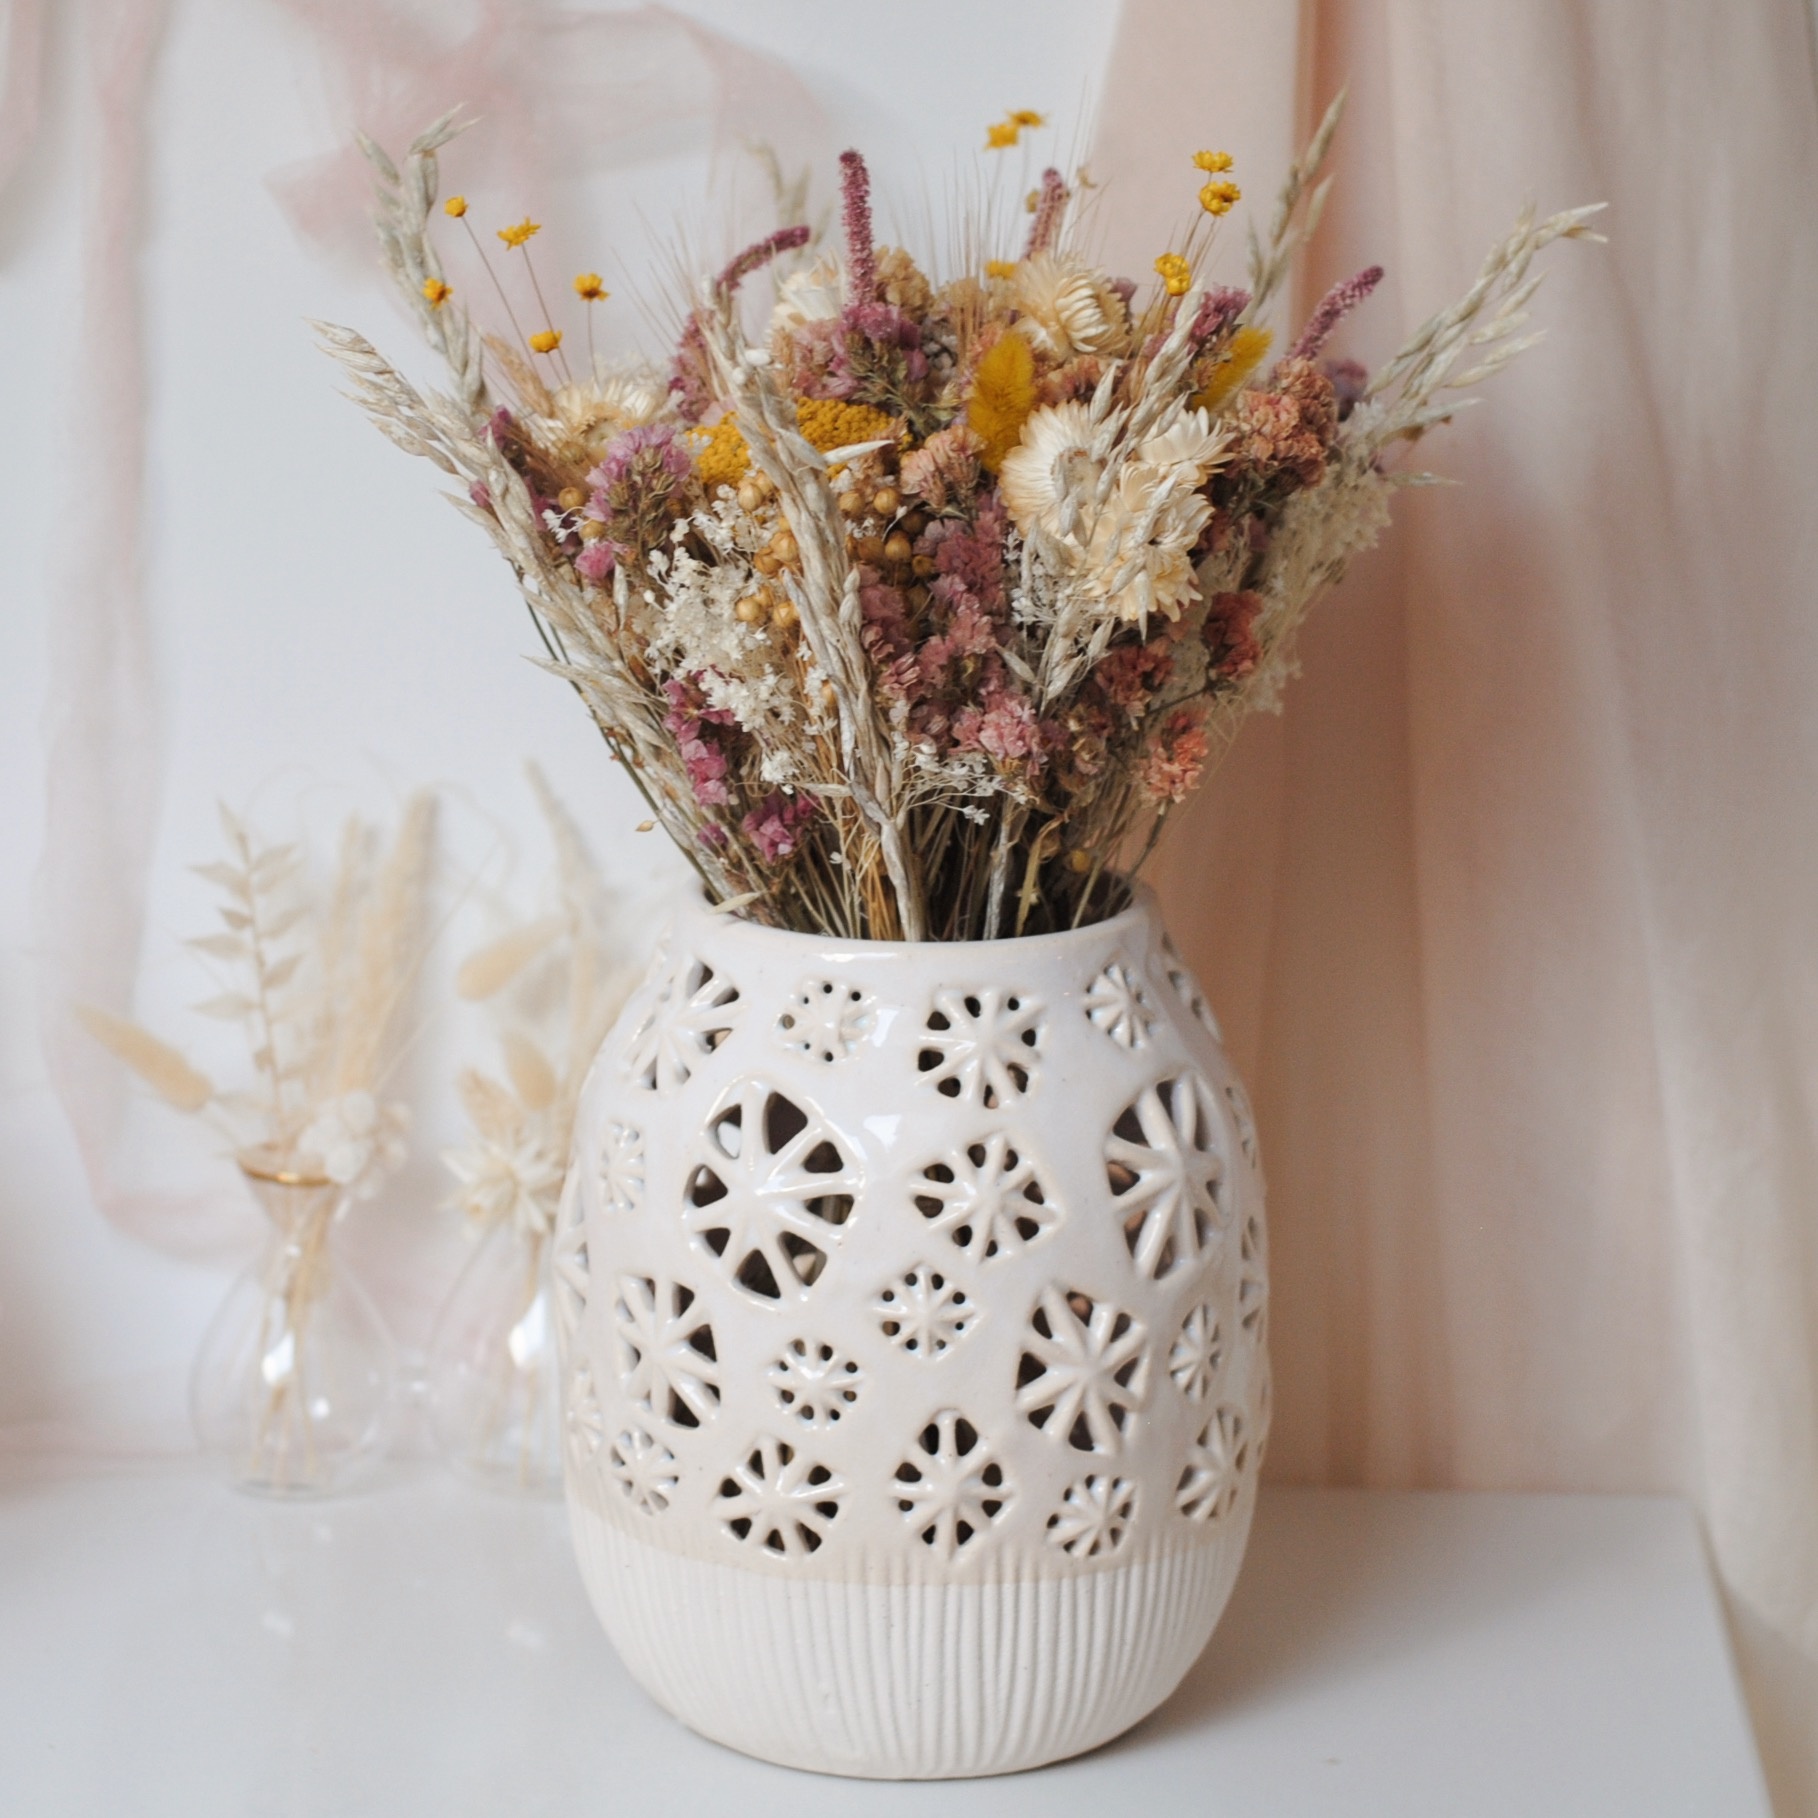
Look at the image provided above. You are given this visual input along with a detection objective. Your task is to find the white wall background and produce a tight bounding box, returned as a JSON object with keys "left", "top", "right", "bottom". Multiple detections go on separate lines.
{"left": 0, "top": 0, "right": 1122, "bottom": 1441}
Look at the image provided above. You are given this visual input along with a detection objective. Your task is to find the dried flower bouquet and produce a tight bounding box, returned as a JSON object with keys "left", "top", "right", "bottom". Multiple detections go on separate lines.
{"left": 322, "top": 101, "right": 1597, "bottom": 940}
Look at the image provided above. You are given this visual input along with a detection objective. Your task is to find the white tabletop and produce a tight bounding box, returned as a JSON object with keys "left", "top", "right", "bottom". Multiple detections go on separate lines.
{"left": 0, "top": 1467, "right": 1768, "bottom": 1816}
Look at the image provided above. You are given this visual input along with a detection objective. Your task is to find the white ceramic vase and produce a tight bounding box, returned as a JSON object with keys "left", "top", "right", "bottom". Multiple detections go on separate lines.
{"left": 555, "top": 885, "right": 1269, "bottom": 1779}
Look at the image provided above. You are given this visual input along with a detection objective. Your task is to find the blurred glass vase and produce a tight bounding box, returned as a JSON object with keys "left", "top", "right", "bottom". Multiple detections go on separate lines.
{"left": 191, "top": 1149, "right": 399, "bottom": 1496}
{"left": 427, "top": 1215, "right": 563, "bottom": 1496}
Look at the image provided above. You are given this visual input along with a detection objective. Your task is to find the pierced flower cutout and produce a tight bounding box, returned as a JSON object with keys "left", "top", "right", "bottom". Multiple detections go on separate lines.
{"left": 914, "top": 1132, "right": 1057, "bottom": 1261}
{"left": 768, "top": 1337, "right": 864, "bottom": 1429}
{"left": 776, "top": 977, "right": 876, "bottom": 1063}
{"left": 1083, "top": 959, "right": 1154, "bottom": 1050}
{"left": 916, "top": 986, "right": 1043, "bottom": 1107}
{"left": 1176, "top": 1404, "right": 1249, "bottom": 1522}
{"left": 609, "top": 1423, "right": 679, "bottom": 1516}
{"left": 1046, "top": 1473, "right": 1137, "bottom": 1558}
{"left": 1016, "top": 1286, "right": 1147, "bottom": 1453}
{"left": 622, "top": 953, "right": 740, "bottom": 1093}
{"left": 613, "top": 1274, "right": 720, "bottom": 1429}
{"left": 716, "top": 1436, "right": 842, "bottom": 1557}
{"left": 683, "top": 1079, "right": 859, "bottom": 1303}
{"left": 875, "top": 1264, "right": 976, "bottom": 1359}
{"left": 1168, "top": 1302, "right": 1224, "bottom": 1403}
{"left": 1106, "top": 1073, "right": 1227, "bottom": 1280}
{"left": 892, "top": 1410, "right": 1010, "bottom": 1558}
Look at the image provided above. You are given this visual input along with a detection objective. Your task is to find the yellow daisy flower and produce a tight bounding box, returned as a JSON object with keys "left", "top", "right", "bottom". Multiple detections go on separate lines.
{"left": 1198, "top": 180, "right": 1241, "bottom": 217}
{"left": 573, "top": 272, "right": 607, "bottom": 301}
{"left": 498, "top": 218, "right": 541, "bottom": 248}
{"left": 421, "top": 277, "right": 452, "bottom": 308}
{"left": 1191, "top": 150, "right": 1234, "bottom": 173}
{"left": 529, "top": 329, "right": 562, "bottom": 354}
{"left": 443, "top": 195, "right": 468, "bottom": 218}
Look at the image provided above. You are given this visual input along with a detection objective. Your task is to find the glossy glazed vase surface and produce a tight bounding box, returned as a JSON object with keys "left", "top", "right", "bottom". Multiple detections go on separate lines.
{"left": 557, "top": 887, "right": 1269, "bottom": 1778}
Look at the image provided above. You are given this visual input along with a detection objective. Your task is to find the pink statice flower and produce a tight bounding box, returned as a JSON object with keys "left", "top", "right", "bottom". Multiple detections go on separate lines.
{"left": 741, "top": 790, "right": 818, "bottom": 862}
{"left": 953, "top": 682, "right": 1042, "bottom": 762}
{"left": 575, "top": 539, "right": 616, "bottom": 584}
{"left": 587, "top": 425, "right": 692, "bottom": 556}
{"left": 662, "top": 676, "right": 737, "bottom": 808}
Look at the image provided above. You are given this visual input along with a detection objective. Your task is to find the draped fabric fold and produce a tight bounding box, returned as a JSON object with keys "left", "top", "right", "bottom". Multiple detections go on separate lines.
{"left": 1098, "top": 2, "right": 1818, "bottom": 1808}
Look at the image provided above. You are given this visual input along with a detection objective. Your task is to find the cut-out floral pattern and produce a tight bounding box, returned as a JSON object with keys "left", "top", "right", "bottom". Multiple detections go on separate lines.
{"left": 1160, "top": 934, "right": 1221, "bottom": 1039}
{"left": 1083, "top": 959, "right": 1154, "bottom": 1050}
{"left": 1106, "top": 1073, "right": 1227, "bottom": 1280}
{"left": 599, "top": 1119, "right": 645, "bottom": 1217}
{"left": 914, "top": 1133, "right": 1057, "bottom": 1261}
{"left": 777, "top": 978, "right": 875, "bottom": 1063}
{"left": 613, "top": 1274, "right": 720, "bottom": 1429}
{"left": 1168, "top": 1302, "right": 1224, "bottom": 1403}
{"left": 552, "top": 1210, "right": 590, "bottom": 1337}
{"left": 1176, "top": 1404, "right": 1248, "bottom": 1522}
{"left": 623, "top": 955, "right": 740, "bottom": 1093}
{"left": 683, "top": 1079, "right": 859, "bottom": 1303}
{"left": 875, "top": 1264, "right": 976, "bottom": 1358}
{"left": 1237, "top": 1212, "right": 1268, "bottom": 1342}
{"left": 716, "top": 1436, "right": 842, "bottom": 1556}
{"left": 768, "top": 1337, "right": 864, "bottom": 1429}
{"left": 1224, "top": 1078, "right": 1258, "bottom": 1167}
{"left": 1016, "top": 1286, "right": 1147, "bottom": 1453}
{"left": 610, "top": 1423, "right": 679, "bottom": 1516}
{"left": 1045, "top": 1473, "right": 1137, "bottom": 1558}
{"left": 893, "top": 1410, "right": 1010, "bottom": 1557}
{"left": 565, "top": 1358, "right": 605, "bottom": 1460}
{"left": 916, "top": 987, "right": 1043, "bottom": 1107}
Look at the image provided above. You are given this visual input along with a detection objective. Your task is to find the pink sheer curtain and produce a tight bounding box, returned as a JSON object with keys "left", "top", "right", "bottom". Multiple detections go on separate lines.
{"left": 1097, "top": 2, "right": 1818, "bottom": 1808}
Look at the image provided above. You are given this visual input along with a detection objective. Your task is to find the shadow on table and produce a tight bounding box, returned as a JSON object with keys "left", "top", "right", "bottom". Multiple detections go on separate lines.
{"left": 1112, "top": 1486, "right": 1637, "bottom": 1754}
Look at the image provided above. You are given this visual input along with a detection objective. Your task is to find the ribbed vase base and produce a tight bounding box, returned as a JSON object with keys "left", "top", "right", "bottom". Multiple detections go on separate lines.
{"left": 569, "top": 1501, "right": 1251, "bottom": 1779}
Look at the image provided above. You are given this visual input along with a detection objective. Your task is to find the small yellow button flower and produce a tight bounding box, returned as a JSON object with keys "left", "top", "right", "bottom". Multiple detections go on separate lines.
{"left": 1008, "top": 109, "right": 1047, "bottom": 128}
{"left": 1154, "top": 252, "right": 1192, "bottom": 297}
{"left": 498, "top": 217, "right": 541, "bottom": 248}
{"left": 529, "top": 328, "right": 562, "bottom": 354}
{"left": 985, "top": 120, "right": 1019, "bottom": 150}
{"left": 985, "top": 258, "right": 1019, "bottom": 280}
{"left": 443, "top": 195, "right": 468, "bottom": 218}
{"left": 421, "top": 277, "right": 452, "bottom": 308}
{"left": 1198, "top": 179, "right": 1241, "bottom": 216}
{"left": 573, "top": 272, "right": 607, "bottom": 301}
{"left": 1192, "top": 150, "right": 1234, "bottom": 173}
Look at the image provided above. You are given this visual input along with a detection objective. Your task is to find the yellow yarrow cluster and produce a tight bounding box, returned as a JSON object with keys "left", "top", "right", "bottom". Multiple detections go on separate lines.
{"left": 1154, "top": 252, "right": 1192, "bottom": 297}
{"left": 692, "top": 398, "right": 898, "bottom": 492}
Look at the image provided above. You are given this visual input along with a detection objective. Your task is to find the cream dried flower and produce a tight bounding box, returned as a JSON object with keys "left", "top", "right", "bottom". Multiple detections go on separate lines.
{"left": 297, "top": 1090, "right": 410, "bottom": 1198}
{"left": 445, "top": 1123, "right": 567, "bottom": 1237}
{"left": 768, "top": 253, "right": 843, "bottom": 336}
{"left": 1010, "top": 253, "right": 1130, "bottom": 360}
{"left": 1002, "top": 401, "right": 1226, "bottom": 623}
{"left": 539, "top": 362, "right": 669, "bottom": 451}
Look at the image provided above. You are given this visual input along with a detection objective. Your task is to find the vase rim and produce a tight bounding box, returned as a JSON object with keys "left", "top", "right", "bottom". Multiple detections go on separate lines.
{"left": 236, "top": 1144, "right": 334, "bottom": 1189}
{"left": 677, "top": 877, "right": 1158, "bottom": 959}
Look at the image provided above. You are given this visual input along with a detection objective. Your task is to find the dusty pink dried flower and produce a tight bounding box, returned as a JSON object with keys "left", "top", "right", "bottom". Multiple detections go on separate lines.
{"left": 741, "top": 790, "right": 818, "bottom": 863}
{"left": 716, "top": 224, "right": 812, "bottom": 298}
{"left": 1288, "top": 265, "right": 1383, "bottom": 362}
{"left": 1138, "top": 708, "right": 1211, "bottom": 802}
{"left": 838, "top": 149, "right": 878, "bottom": 307}
{"left": 1023, "top": 168, "right": 1069, "bottom": 259}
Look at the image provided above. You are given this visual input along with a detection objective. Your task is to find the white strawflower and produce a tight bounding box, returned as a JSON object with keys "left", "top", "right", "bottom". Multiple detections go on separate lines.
{"left": 1010, "top": 253, "right": 1129, "bottom": 360}
{"left": 1001, "top": 401, "right": 1228, "bottom": 624}
{"left": 768, "top": 254, "right": 843, "bottom": 336}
